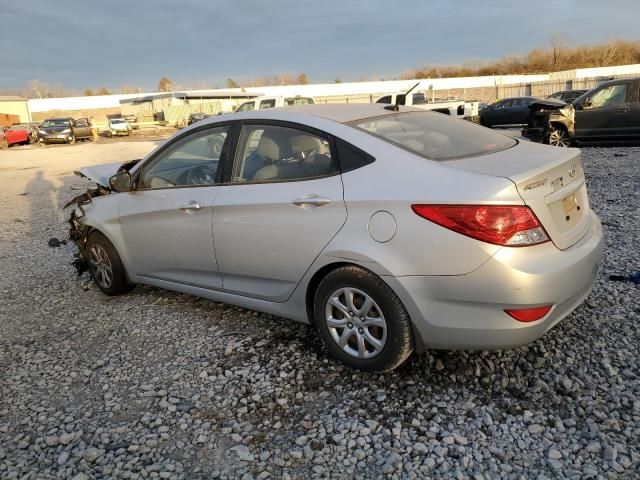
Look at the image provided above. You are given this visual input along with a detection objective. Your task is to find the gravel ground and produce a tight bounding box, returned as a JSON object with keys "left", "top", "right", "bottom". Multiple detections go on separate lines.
{"left": 0, "top": 142, "right": 638, "bottom": 479}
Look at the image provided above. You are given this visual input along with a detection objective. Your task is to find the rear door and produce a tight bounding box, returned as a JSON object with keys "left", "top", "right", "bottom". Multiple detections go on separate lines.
{"left": 496, "top": 99, "right": 516, "bottom": 126}
{"left": 628, "top": 80, "right": 640, "bottom": 140}
{"left": 119, "top": 124, "right": 233, "bottom": 289}
{"left": 514, "top": 98, "right": 534, "bottom": 125}
{"left": 212, "top": 122, "right": 346, "bottom": 301}
{"left": 574, "top": 82, "right": 632, "bottom": 141}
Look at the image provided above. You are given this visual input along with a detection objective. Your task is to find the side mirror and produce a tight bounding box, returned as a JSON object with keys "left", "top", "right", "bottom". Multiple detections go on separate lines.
{"left": 109, "top": 171, "right": 132, "bottom": 192}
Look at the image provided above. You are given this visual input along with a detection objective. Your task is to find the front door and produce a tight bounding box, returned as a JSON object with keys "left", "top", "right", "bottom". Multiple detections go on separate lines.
{"left": 575, "top": 82, "right": 632, "bottom": 141}
{"left": 119, "top": 125, "right": 231, "bottom": 289}
{"left": 213, "top": 123, "right": 347, "bottom": 301}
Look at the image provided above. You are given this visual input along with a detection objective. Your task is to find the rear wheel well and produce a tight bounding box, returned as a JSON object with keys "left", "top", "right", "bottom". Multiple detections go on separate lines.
{"left": 305, "top": 262, "right": 363, "bottom": 325}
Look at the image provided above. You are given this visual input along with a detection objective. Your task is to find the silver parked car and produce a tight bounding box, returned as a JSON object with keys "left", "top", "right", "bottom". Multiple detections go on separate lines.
{"left": 67, "top": 104, "right": 602, "bottom": 372}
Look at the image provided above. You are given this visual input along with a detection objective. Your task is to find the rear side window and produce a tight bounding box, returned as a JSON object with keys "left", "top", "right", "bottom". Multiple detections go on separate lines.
{"left": 351, "top": 111, "right": 516, "bottom": 161}
{"left": 285, "top": 97, "right": 314, "bottom": 106}
{"left": 232, "top": 125, "right": 338, "bottom": 183}
{"left": 412, "top": 93, "right": 427, "bottom": 105}
{"left": 335, "top": 139, "right": 375, "bottom": 173}
{"left": 259, "top": 99, "right": 276, "bottom": 110}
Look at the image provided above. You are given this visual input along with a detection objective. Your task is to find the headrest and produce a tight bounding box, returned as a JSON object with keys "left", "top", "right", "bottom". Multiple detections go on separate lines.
{"left": 257, "top": 135, "right": 281, "bottom": 161}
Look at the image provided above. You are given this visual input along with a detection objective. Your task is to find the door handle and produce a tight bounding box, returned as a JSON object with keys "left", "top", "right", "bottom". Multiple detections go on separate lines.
{"left": 615, "top": 108, "right": 629, "bottom": 114}
{"left": 292, "top": 195, "right": 331, "bottom": 207}
{"left": 179, "top": 202, "right": 204, "bottom": 213}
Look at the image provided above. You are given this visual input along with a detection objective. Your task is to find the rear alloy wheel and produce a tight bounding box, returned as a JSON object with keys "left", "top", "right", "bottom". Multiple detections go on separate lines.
{"left": 547, "top": 126, "right": 571, "bottom": 147}
{"left": 314, "top": 265, "right": 414, "bottom": 372}
{"left": 85, "top": 231, "right": 133, "bottom": 295}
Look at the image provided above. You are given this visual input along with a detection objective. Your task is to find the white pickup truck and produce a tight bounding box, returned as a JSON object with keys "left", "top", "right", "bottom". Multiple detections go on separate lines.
{"left": 235, "top": 95, "right": 315, "bottom": 112}
{"left": 375, "top": 91, "right": 480, "bottom": 122}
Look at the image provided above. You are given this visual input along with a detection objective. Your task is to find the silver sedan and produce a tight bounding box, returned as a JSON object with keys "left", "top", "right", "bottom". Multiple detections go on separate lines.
{"left": 67, "top": 104, "right": 602, "bottom": 372}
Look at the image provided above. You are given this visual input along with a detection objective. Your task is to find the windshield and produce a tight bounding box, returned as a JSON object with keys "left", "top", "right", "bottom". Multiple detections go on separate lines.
{"left": 41, "top": 119, "right": 71, "bottom": 128}
{"left": 351, "top": 111, "right": 516, "bottom": 161}
{"left": 111, "top": 119, "right": 126, "bottom": 124}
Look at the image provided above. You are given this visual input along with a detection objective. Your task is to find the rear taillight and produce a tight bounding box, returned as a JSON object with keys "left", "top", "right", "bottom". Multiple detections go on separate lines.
{"left": 411, "top": 204, "right": 549, "bottom": 246}
{"left": 504, "top": 305, "right": 552, "bottom": 322}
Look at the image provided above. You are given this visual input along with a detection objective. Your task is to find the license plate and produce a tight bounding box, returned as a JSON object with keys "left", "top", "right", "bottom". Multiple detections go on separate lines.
{"left": 562, "top": 194, "right": 577, "bottom": 214}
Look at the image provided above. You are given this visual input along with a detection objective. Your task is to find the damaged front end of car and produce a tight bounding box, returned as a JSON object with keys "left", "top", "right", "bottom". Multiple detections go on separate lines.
{"left": 522, "top": 99, "right": 575, "bottom": 146}
{"left": 64, "top": 159, "right": 140, "bottom": 275}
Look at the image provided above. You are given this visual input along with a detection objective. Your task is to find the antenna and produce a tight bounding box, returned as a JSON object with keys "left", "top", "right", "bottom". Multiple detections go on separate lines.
{"left": 384, "top": 82, "right": 421, "bottom": 111}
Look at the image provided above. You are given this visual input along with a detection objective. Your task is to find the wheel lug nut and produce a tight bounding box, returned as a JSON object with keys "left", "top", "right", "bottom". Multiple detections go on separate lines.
{"left": 358, "top": 327, "right": 364, "bottom": 334}
{"left": 349, "top": 311, "right": 354, "bottom": 316}
{"left": 347, "top": 323, "right": 353, "bottom": 329}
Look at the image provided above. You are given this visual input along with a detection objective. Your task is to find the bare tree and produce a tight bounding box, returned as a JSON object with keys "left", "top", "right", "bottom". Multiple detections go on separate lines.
{"left": 157, "top": 77, "right": 173, "bottom": 92}
{"left": 226, "top": 78, "right": 240, "bottom": 88}
{"left": 27, "top": 80, "right": 50, "bottom": 99}
{"left": 83, "top": 88, "right": 94, "bottom": 96}
{"left": 549, "top": 34, "right": 570, "bottom": 70}
{"left": 297, "top": 73, "right": 309, "bottom": 85}
{"left": 96, "top": 87, "right": 110, "bottom": 95}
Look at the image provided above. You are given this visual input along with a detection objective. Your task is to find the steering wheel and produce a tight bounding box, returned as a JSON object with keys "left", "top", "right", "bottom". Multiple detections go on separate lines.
{"left": 185, "top": 164, "right": 216, "bottom": 185}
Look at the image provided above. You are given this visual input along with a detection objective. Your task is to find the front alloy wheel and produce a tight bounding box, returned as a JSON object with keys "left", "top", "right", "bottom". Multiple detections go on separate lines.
{"left": 548, "top": 127, "right": 571, "bottom": 147}
{"left": 88, "top": 243, "right": 113, "bottom": 289}
{"left": 85, "top": 231, "right": 134, "bottom": 295}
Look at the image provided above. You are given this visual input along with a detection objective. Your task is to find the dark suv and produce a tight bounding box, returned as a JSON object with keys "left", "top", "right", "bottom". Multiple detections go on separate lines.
{"left": 38, "top": 117, "right": 93, "bottom": 144}
{"left": 524, "top": 78, "right": 640, "bottom": 147}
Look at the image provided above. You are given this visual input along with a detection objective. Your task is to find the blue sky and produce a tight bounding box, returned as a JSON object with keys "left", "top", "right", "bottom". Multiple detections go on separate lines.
{"left": 1, "top": 0, "right": 638, "bottom": 91}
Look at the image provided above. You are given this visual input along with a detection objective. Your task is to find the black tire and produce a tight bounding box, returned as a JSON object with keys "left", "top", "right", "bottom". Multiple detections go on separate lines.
{"left": 85, "top": 231, "right": 134, "bottom": 296}
{"left": 546, "top": 124, "right": 572, "bottom": 147}
{"left": 314, "top": 265, "right": 414, "bottom": 372}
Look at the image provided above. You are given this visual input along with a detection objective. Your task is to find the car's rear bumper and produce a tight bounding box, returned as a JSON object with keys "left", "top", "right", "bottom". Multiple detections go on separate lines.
{"left": 387, "top": 210, "right": 602, "bottom": 352}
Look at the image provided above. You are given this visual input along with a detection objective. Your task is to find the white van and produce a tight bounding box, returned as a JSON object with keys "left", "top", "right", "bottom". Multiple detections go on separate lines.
{"left": 235, "top": 95, "right": 315, "bottom": 112}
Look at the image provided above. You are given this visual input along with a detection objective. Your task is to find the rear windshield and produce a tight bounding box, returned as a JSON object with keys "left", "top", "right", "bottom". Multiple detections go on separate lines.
{"left": 350, "top": 111, "right": 516, "bottom": 160}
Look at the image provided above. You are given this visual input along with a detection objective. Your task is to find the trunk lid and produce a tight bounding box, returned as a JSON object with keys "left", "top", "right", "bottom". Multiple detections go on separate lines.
{"left": 444, "top": 140, "right": 590, "bottom": 250}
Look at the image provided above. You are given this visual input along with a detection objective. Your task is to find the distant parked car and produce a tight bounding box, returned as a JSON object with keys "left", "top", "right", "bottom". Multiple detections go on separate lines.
{"left": 0, "top": 125, "right": 30, "bottom": 148}
{"left": 187, "top": 113, "right": 214, "bottom": 125}
{"left": 524, "top": 78, "right": 640, "bottom": 147}
{"left": 105, "top": 118, "right": 132, "bottom": 137}
{"left": 479, "top": 97, "right": 545, "bottom": 128}
{"left": 9, "top": 123, "right": 39, "bottom": 144}
{"left": 38, "top": 117, "right": 93, "bottom": 144}
{"left": 547, "top": 90, "right": 588, "bottom": 103}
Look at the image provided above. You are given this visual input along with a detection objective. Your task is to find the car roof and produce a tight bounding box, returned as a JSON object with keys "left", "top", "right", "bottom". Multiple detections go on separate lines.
{"left": 263, "top": 103, "right": 424, "bottom": 123}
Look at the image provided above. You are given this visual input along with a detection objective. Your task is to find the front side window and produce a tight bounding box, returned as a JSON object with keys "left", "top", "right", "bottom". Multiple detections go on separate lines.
{"left": 140, "top": 126, "right": 228, "bottom": 189}
{"left": 232, "top": 125, "right": 337, "bottom": 183}
{"left": 588, "top": 84, "right": 628, "bottom": 108}
{"left": 75, "top": 119, "right": 89, "bottom": 127}
{"left": 235, "top": 102, "right": 255, "bottom": 112}
{"left": 376, "top": 95, "right": 392, "bottom": 104}
{"left": 259, "top": 99, "right": 276, "bottom": 110}
{"left": 352, "top": 111, "right": 516, "bottom": 161}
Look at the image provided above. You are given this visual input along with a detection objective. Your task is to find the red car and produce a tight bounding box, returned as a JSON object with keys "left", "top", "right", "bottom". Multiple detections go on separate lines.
{"left": 0, "top": 126, "right": 30, "bottom": 148}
